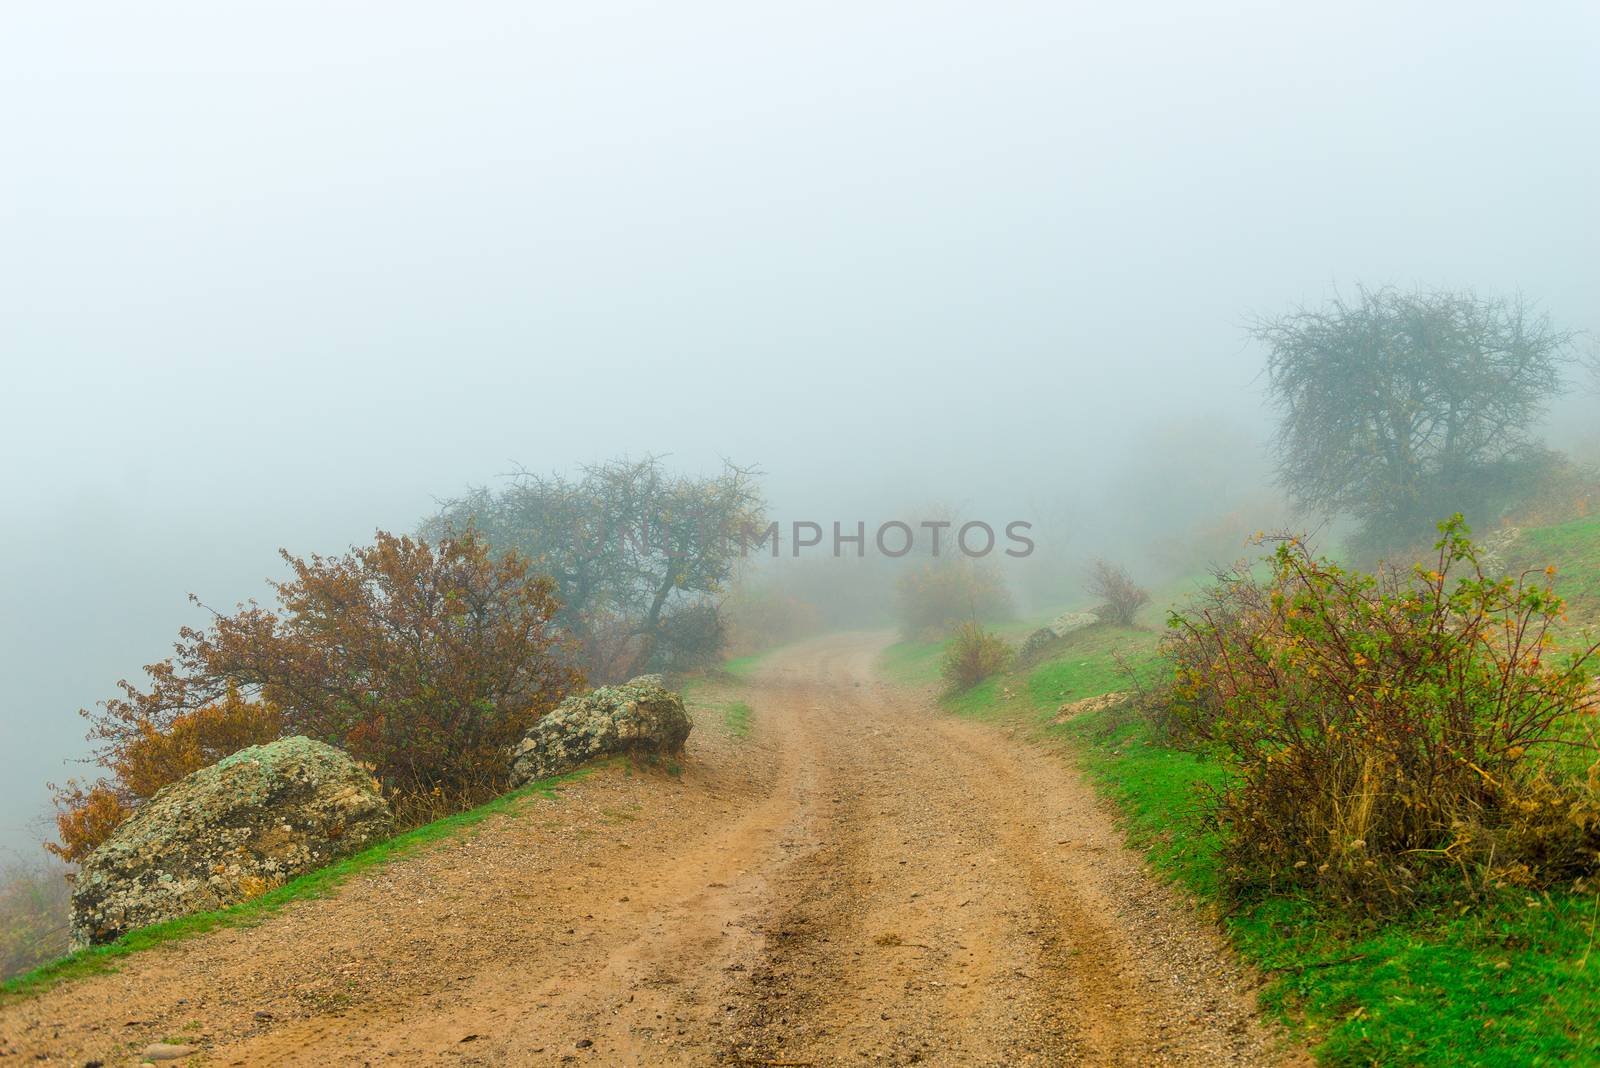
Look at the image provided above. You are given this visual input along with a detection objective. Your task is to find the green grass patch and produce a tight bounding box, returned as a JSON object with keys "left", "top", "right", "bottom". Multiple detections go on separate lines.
{"left": 877, "top": 637, "right": 946, "bottom": 687}
{"left": 1058, "top": 707, "right": 1600, "bottom": 1066}
{"left": 722, "top": 700, "right": 754, "bottom": 737}
{"left": 886, "top": 622, "right": 1161, "bottom": 718}
{"left": 0, "top": 770, "right": 586, "bottom": 1005}
{"left": 945, "top": 673, "right": 1008, "bottom": 718}
{"left": 909, "top": 616, "right": 1600, "bottom": 1065}
{"left": 1022, "top": 625, "right": 1161, "bottom": 708}
{"left": 1056, "top": 709, "right": 1226, "bottom": 897}
{"left": 721, "top": 652, "right": 767, "bottom": 679}
{"left": 1516, "top": 514, "right": 1600, "bottom": 629}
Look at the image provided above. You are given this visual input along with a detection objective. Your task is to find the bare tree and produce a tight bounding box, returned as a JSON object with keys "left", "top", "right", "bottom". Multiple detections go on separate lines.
{"left": 1086, "top": 559, "right": 1149, "bottom": 627}
{"left": 427, "top": 456, "right": 765, "bottom": 679}
{"left": 1254, "top": 286, "right": 1574, "bottom": 544}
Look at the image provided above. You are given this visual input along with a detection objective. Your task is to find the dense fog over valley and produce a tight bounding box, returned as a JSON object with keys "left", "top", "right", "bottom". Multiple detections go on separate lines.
{"left": 9, "top": 8, "right": 1600, "bottom": 1065}
{"left": 3, "top": 0, "right": 1597, "bottom": 861}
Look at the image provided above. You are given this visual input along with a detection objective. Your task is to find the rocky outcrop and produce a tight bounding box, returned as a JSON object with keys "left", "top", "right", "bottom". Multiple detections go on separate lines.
{"left": 1017, "top": 627, "right": 1059, "bottom": 664}
{"left": 1049, "top": 611, "right": 1098, "bottom": 638}
{"left": 1053, "top": 690, "right": 1134, "bottom": 723}
{"left": 508, "top": 676, "right": 691, "bottom": 787}
{"left": 70, "top": 736, "right": 393, "bottom": 946}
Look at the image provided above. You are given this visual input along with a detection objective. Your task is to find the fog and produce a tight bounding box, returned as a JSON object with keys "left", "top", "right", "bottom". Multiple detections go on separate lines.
{"left": 3, "top": 1, "right": 1597, "bottom": 853}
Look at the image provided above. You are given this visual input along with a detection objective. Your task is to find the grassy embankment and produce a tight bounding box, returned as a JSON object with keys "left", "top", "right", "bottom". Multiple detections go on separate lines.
{"left": 1512, "top": 515, "right": 1600, "bottom": 650}
{"left": 681, "top": 649, "right": 770, "bottom": 737}
{"left": 885, "top": 531, "right": 1600, "bottom": 1066}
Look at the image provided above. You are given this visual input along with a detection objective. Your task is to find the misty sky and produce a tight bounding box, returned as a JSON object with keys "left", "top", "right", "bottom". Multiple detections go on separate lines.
{"left": 3, "top": 1, "right": 1597, "bottom": 853}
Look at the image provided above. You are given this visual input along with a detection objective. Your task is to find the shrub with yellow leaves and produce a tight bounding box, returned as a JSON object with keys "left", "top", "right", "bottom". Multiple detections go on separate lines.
{"left": 1165, "top": 516, "right": 1600, "bottom": 913}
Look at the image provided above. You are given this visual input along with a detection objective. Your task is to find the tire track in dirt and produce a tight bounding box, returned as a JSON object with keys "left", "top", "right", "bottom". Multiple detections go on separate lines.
{"left": 0, "top": 633, "right": 1287, "bottom": 1067}
{"left": 715, "top": 638, "right": 1271, "bottom": 1067}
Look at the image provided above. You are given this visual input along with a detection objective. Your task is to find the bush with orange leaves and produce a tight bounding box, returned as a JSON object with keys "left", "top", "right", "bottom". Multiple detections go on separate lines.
{"left": 45, "top": 783, "right": 134, "bottom": 864}
{"left": 54, "top": 531, "right": 581, "bottom": 859}
{"left": 48, "top": 689, "right": 281, "bottom": 862}
{"left": 1166, "top": 516, "right": 1600, "bottom": 913}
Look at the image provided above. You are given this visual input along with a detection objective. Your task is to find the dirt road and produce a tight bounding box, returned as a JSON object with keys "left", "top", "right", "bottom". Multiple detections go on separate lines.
{"left": 1, "top": 634, "right": 1283, "bottom": 1066}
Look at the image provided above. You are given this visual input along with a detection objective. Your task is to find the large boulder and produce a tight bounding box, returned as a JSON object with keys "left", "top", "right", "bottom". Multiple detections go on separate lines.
{"left": 508, "top": 676, "right": 691, "bottom": 787}
{"left": 70, "top": 736, "right": 393, "bottom": 946}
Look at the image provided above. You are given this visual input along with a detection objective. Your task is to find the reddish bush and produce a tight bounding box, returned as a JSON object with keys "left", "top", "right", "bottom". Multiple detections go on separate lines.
{"left": 57, "top": 531, "right": 581, "bottom": 857}
{"left": 45, "top": 782, "right": 133, "bottom": 864}
{"left": 114, "top": 687, "right": 283, "bottom": 800}
{"left": 48, "top": 688, "right": 282, "bottom": 861}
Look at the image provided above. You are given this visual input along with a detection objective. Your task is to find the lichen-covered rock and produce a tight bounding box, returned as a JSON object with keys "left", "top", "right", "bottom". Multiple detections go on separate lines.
{"left": 1017, "top": 627, "right": 1059, "bottom": 664}
{"left": 70, "top": 736, "right": 393, "bottom": 947}
{"left": 508, "top": 676, "right": 691, "bottom": 787}
{"left": 1050, "top": 611, "right": 1098, "bottom": 638}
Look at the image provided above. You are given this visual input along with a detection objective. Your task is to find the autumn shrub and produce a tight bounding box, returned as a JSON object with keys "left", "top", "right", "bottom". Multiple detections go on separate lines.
{"left": 1166, "top": 517, "right": 1600, "bottom": 913}
{"left": 114, "top": 687, "right": 284, "bottom": 799}
{"left": 894, "top": 558, "right": 1013, "bottom": 639}
{"left": 46, "top": 688, "right": 283, "bottom": 861}
{"left": 1085, "top": 558, "right": 1150, "bottom": 627}
{"left": 43, "top": 782, "right": 133, "bottom": 864}
{"left": 57, "top": 531, "right": 581, "bottom": 855}
{"left": 941, "top": 622, "right": 1014, "bottom": 691}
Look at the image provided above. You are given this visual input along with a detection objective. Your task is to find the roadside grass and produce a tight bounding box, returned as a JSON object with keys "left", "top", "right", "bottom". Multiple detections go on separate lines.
{"left": 878, "top": 622, "right": 1160, "bottom": 718}
{"left": 722, "top": 654, "right": 763, "bottom": 679}
{"left": 1022, "top": 625, "right": 1163, "bottom": 707}
{"left": 904, "top": 619, "right": 1600, "bottom": 1066}
{"left": 0, "top": 770, "right": 586, "bottom": 1005}
{"left": 723, "top": 649, "right": 776, "bottom": 679}
{"left": 1512, "top": 515, "right": 1600, "bottom": 644}
{"left": 679, "top": 667, "right": 756, "bottom": 740}
{"left": 1059, "top": 705, "right": 1600, "bottom": 1066}
{"left": 722, "top": 700, "right": 754, "bottom": 737}
{"left": 877, "top": 637, "right": 945, "bottom": 688}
